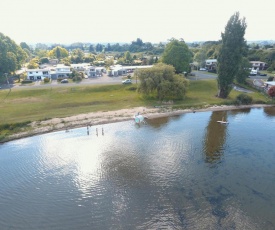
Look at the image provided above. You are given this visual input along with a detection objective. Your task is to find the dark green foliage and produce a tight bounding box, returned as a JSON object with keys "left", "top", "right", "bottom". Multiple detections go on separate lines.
{"left": 161, "top": 39, "right": 192, "bottom": 74}
{"left": 0, "top": 121, "right": 31, "bottom": 141}
{"left": 40, "top": 57, "right": 49, "bottom": 64}
{"left": 21, "top": 80, "right": 33, "bottom": 84}
{"left": 73, "top": 76, "right": 82, "bottom": 82}
{"left": 127, "top": 86, "right": 137, "bottom": 91}
{"left": 0, "top": 121, "right": 31, "bottom": 131}
{"left": 236, "top": 57, "right": 250, "bottom": 84}
{"left": 217, "top": 12, "right": 247, "bottom": 98}
{"left": 267, "top": 76, "right": 274, "bottom": 81}
{"left": 235, "top": 93, "right": 253, "bottom": 105}
{"left": 267, "top": 67, "right": 273, "bottom": 73}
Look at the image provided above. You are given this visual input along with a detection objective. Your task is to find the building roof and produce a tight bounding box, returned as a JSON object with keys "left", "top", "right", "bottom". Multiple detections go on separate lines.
{"left": 265, "top": 81, "right": 275, "bottom": 86}
{"left": 250, "top": 61, "right": 266, "bottom": 64}
{"left": 27, "top": 68, "right": 50, "bottom": 72}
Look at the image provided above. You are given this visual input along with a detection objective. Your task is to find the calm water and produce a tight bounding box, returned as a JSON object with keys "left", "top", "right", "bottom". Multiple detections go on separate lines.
{"left": 1, "top": 107, "right": 275, "bottom": 230}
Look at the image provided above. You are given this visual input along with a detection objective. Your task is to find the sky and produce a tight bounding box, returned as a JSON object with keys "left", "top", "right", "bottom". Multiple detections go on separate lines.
{"left": 1, "top": 0, "right": 275, "bottom": 45}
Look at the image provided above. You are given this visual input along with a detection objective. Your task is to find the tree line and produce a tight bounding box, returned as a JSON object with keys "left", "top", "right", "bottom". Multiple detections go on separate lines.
{"left": 1, "top": 12, "right": 275, "bottom": 100}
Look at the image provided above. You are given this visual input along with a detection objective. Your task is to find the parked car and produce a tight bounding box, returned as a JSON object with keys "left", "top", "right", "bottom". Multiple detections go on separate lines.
{"left": 61, "top": 79, "right": 68, "bottom": 83}
{"left": 122, "top": 79, "right": 132, "bottom": 84}
{"left": 207, "top": 69, "right": 217, "bottom": 73}
{"left": 199, "top": 67, "right": 207, "bottom": 71}
{"left": 259, "top": 73, "right": 267, "bottom": 76}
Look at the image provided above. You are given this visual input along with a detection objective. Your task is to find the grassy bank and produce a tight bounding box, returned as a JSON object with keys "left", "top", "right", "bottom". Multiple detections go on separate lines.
{"left": 0, "top": 80, "right": 269, "bottom": 140}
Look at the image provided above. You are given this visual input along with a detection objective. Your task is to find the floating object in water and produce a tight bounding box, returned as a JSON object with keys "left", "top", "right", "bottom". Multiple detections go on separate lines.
{"left": 134, "top": 113, "right": 147, "bottom": 124}
{"left": 217, "top": 121, "right": 229, "bottom": 124}
{"left": 217, "top": 117, "right": 229, "bottom": 124}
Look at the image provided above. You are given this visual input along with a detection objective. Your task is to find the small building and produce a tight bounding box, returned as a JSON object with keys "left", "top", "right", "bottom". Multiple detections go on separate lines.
{"left": 250, "top": 61, "right": 267, "bottom": 71}
{"left": 71, "top": 63, "right": 90, "bottom": 71}
{"left": 205, "top": 59, "right": 217, "bottom": 70}
{"left": 54, "top": 64, "right": 72, "bottom": 79}
{"left": 85, "top": 66, "right": 106, "bottom": 78}
{"left": 26, "top": 68, "right": 51, "bottom": 80}
{"left": 108, "top": 65, "right": 153, "bottom": 76}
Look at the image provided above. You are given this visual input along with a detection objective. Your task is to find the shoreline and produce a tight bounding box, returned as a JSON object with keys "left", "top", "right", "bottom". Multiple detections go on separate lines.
{"left": 2, "top": 104, "right": 274, "bottom": 143}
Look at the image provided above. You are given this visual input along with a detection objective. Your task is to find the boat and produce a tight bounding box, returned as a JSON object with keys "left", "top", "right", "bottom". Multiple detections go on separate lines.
{"left": 134, "top": 113, "right": 146, "bottom": 124}
{"left": 217, "top": 117, "right": 229, "bottom": 124}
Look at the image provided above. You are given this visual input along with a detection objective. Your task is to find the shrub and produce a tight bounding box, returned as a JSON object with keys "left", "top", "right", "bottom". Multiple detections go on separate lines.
{"left": 73, "top": 76, "right": 82, "bottom": 82}
{"left": 127, "top": 86, "right": 137, "bottom": 91}
{"left": 266, "top": 67, "right": 273, "bottom": 73}
{"left": 21, "top": 80, "right": 33, "bottom": 84}
{"left": 267, "top": 76, "right": 274, "bottom": 81}
{"left": 235, "top": 93, "right": 253, "bottom": 105}
{"left": 44, "top": 77, "right": 50, "bottom": 83}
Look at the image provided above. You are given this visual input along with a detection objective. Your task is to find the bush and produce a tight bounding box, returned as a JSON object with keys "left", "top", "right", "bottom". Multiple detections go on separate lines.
{"left": 21, "top": 80, "right": 33, "bottom": 84}
{"left": 44, "top": 77, "right": 50, "bottom": 83}
{"left": 235, "top": 93, "right": 253, "bottom": 105}
{"left": 266, "top": 67, "right": 273, "bottom": 73}
{"left": 127, "top": 86, "right": 137, "bottom": 91}
{"left": 73, "top": 76, "right": 82, "bottom": 82}
{"left": 267, "top": 76, "right": 274, "bottom": 81}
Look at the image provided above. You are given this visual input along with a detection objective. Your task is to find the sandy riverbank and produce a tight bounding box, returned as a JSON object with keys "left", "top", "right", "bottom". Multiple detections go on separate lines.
{"left": 3, "top": 104, "right": 274, "bottom": 143}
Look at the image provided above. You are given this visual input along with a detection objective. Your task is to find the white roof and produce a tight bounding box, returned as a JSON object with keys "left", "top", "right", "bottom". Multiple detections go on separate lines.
{"left": 27, "top": 68, "right": 50, "bottom": 72}
{"left": 206, "top": 59, "right": 217, "bottom": 62}
{"left": 265, "top": 81, "right": 275, "bottom": 86}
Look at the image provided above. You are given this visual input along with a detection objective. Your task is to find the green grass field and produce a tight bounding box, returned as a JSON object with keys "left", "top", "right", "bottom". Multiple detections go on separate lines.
{"left": 0, "top": 80, "right": 270, "bottom": 140}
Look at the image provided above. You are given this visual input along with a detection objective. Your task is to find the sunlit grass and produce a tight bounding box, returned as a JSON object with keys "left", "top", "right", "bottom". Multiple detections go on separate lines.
{"left": 0, "top": 80, "right": 269, "bottom": 140}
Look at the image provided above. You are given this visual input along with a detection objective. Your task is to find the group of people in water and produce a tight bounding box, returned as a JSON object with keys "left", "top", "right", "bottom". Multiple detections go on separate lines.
{"left": 86, "top": 126, "right": 104, "bottom": 136}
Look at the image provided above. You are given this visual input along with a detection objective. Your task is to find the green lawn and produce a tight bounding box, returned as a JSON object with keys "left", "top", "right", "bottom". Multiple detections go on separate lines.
{"left": 0, "top": 80, "right": 269, "bottom": 140}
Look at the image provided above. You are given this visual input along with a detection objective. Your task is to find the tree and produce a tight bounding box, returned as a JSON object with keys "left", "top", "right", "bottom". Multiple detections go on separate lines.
{"left": 217, "top": 12, "right": 247, "bottom": 98}
{"left": 0, "top": 33, "right": 27, "bottom": 77}
{"left": 70, "top": 48, "right": 85, "bottom": 63}
{"left": 235, "top": 57, "right": 250, "bottom": 84}
{"left": 96, "top": 43, "right": 103, "bottom": 52}
{"left": 27, "top": 58, "right": 39, "bottom": 69}
{"left": 124, "top": 51, "right": 132, "bottom": 64}
{"left": 194, "top": 50, "right": 207, "bottom": 68}
{"left": 48, "top": 46, "right": 69, "bottom": 59}
{"left": 161, "top": 39, "right": 192, "bottom": 74}
{"left": 40, "top": 57, "right": 49, "bottom": 64}
{"left": 135, "top": 63, "right": 189, "bottom": 100}
{"left": 89, "top": 44, "right": 94, "bottom": 53}
{"left": 20, "top": 42, "right": 31, "bottom": 51}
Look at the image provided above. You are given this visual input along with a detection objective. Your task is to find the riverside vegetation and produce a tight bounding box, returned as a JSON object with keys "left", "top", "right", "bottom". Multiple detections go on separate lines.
{"left": 0, "top": 79, "right": 270, "bottom": 142}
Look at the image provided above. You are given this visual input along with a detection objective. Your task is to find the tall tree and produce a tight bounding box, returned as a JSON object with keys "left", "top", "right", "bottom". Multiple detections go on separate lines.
{"left": 217, "top": 12, "right": 247, "bottom": 98}
{"left": 161, "top": 39, "right": 192, "bottom": 74}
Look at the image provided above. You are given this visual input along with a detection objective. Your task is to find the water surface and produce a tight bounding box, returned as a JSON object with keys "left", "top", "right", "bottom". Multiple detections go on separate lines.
{"left": 1, "top": 107, "right": 275, "bottom": 229}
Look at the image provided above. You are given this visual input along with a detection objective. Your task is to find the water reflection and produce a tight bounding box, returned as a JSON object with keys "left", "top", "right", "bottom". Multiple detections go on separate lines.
{"left": 263, "top": 106, "right": 275, "bottom": 117}
{"left": 146, "top": 115, "right": 183, "bottom": 129}
{"left": 203, "top": 111, "right": 228, "bottom": 163}
{"left": 229, "top": 108, "right": 251, "bottom": 115}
